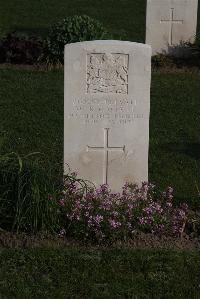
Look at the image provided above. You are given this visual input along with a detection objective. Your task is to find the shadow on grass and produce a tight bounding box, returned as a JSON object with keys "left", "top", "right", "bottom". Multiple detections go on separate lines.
{"left": 160, "top": 143, "right": 200, "bottom": 160}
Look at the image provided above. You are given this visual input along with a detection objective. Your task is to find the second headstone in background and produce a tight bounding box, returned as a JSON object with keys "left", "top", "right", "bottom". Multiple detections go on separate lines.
{"left": 146, "top": 0, "right": 198, "bottom": 56}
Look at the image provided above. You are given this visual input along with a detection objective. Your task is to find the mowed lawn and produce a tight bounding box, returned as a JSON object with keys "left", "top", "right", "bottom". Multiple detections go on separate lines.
{"left": 0, "top": 0, "right": 146, "bottom": 42}
{"left": 0, "top": 1, "right": 200, "bottom": 298}
{"left": 0, "top": 0, "right": 200, "bottom": 41}
{"left": 0, "top": 248, "right": 200, "bottom": 298}
{"left": 0, "top": 67, "right": 200, "bottom": 207}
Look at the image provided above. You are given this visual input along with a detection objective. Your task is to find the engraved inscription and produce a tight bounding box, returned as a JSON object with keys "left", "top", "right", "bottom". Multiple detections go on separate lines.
{"left": 68, "top": 97, "right": 144, "bottom": 125}
{"left": 87, "top": 53, "right": 128, "bottom": 94}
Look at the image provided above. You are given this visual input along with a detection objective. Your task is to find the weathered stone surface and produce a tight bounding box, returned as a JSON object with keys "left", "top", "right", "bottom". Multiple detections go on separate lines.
{"left": 146, "top": 0, "right": 198, "bottom": 55}
{"left": 64, "top": 40, "right": 151, "bottom": 191}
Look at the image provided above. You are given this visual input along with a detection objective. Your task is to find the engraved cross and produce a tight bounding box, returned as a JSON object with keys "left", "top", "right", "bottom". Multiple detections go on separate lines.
{"left": 86, "top": 128, "right": 125, "bottom": 184}
{"left": 160, "top": 8, "right": 183, "bottom": 45}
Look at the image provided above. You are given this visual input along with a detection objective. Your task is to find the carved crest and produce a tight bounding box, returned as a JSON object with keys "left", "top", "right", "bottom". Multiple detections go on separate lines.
{"left": 87, "top": 53, "right": 129, "bottom": 94}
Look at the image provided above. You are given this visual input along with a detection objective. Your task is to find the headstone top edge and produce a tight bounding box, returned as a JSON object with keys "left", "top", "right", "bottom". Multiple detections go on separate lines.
{"left": 147, "top": 0, "right": 198, "bottom": 2}
{"left": 146, "top": 0, "right": 198, "bottom": 5}
{"left": 64, "top": 40, "right": 152, "bottom": 51}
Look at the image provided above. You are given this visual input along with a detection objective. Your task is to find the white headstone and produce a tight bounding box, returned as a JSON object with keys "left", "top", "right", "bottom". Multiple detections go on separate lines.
{"left": 146, "top": 0, "right": 198, "bottom": 55}
{"left": 64, "top": 40, "right": 151, "bottom": 191}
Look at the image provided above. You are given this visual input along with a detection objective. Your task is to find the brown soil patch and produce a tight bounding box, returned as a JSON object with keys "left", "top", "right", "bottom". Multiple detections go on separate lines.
{"left": 0, "top": 230, "right": 199, "bottom": 251}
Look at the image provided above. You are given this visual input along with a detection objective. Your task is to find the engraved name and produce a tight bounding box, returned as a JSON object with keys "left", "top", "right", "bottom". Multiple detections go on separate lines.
{"left": 68, "top": 96, "right": 144, "bottom": 125}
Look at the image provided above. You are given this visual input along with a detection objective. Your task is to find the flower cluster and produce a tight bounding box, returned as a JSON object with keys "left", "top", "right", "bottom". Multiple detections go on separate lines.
{"left": 58, "top": 176, "right": 188, "bottom": 241}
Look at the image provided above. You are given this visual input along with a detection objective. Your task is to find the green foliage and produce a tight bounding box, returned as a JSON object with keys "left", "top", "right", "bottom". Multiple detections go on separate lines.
{"left": 0, "top": 28, "right": 6, "bottom": 39}
{"left": 187, "top": 210, "right": 200, "bottom": 236}
{"left": 0, "top": 249, "right": 200, "bottom": 298}
{"left": 190, "top": 32, "right": 200, "bottom": 63}
{"left": 152, "top": 54, "right": 175, "bottom": 69}
{"left": 0, "top": 32, "right": 43, "bottom": 64}
{"left": 0, "top": 147, "right": 60, "bottom": 233}
{"left": 0, "top": 0, "right": 146, "bottom": 42}
{"left": 43, "top": 15, "right": 111, "bottom": 64}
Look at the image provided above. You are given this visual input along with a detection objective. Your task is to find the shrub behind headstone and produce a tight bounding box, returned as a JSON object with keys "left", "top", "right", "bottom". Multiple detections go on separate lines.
{"left": 0, "top": 32, "right": 43, "bottom": 64}
{"left": 44, "top": 15, "right": 111, "bottom": 65}
{"left": 190, "top": 32, "right": 200, "bottom": 64}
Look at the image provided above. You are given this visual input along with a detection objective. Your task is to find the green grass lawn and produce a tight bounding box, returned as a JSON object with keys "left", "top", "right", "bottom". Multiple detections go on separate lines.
{"left": 0, "top": 247, "right": 199, "bottom": 298}
{"left": 150, "top": 72, "right": 200, "bottom": 207}
{"left": 0, "top": 1, "right": 200, "bottom": 297}
{"left": 0, "top": 0, "right": 200, "bottom": 42}
{"left": 0, "top": 67, "right": 199, "bottom": 208}
{"left": 0, "top": 0, "right": 146, "bottom": 42}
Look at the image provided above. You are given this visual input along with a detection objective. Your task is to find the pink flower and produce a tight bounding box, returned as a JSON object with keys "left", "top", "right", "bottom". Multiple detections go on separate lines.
{"left": 108, "top": 219, "right": 121, "bottom": 229}
{"left": 58, "top": 229, "right": 66, "bottom": 237}
{"left": 61, "top": 177, "right": 188, "bottom": 239}
{"left": 59, "top": 199, "right": 65, "bottom": 206}
{"left": 166, "top": 202, "right": 172, "bottom": 208}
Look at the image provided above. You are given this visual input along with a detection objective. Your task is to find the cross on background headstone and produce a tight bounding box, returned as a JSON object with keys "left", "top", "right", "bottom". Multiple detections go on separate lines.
{"left": 87, "top": 128, "right": 125, "bottom": 184}
{"left": 146, "top": 0, "right": 198, "bottom": 56}
{"left": 160, "top": 8, "right": 183, "bottom": 45}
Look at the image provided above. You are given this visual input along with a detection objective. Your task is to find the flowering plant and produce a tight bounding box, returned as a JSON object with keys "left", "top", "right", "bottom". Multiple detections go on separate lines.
{"left": 58, "top": 174, "right": 188, "bottom": 242}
